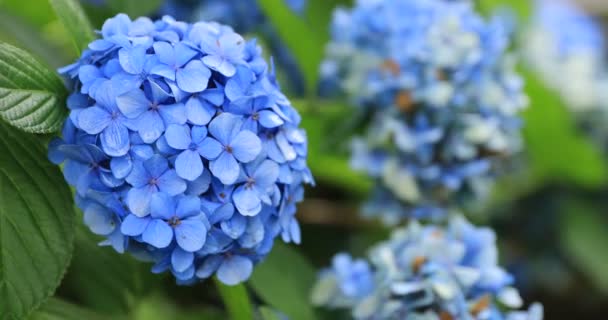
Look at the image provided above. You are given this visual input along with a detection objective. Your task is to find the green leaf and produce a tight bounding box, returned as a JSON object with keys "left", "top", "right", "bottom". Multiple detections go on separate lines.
{"left": 49, "top": 0, "right": 95, "bottom": 55}
{"left": 214, "top": 279, "right": 253, "bottom": 320}
{"left": 259, "top": 306, "right": 281, "bottom": 320}
{"left": 0, "top": 42, "right": 68, "bottom": 133}
{"left": 477, "top": 0, "right": 532, "bottom": 21}
{"left": 249, "top": 242, "right": 318, "bottom": 320}
{"left": 521, "top": 71, "right": 606, "bottom": 187}
{"left": 0, "top": 121, "right": 75, "bottom": 319}
{"left": 60, "top": 225, "right": 153, "bottom": 315}
{"left": 257, "top": 0, "right": 325, "bottom": 97}
{"left": 132, "top": 292, "right": 226, "bottom": 320}
{"left": 106, "top": 0, "right": 163, "bottom": 18}
{"left": 560, "top": 201, "right": 608, "bottom": 294}
{"left": 29, "top": 297, "right": 114, "bottom": 320}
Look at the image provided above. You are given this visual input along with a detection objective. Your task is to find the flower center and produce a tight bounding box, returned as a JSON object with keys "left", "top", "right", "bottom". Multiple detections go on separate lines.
{"left": 150, "top": 103, "right": 159, "bottom": 111}
{"left": 252, "top": 112, "right": 259, "bottom": 121}
{"left": 149, "top": 178, "right": 158, "bottom": 186}
{"left": 225, "top": 145, "right": 233, "bottom": 153}
{"left": 168, "top": 216, "right": 181, "bottom": 227}
{"left": 219, "top": 192, "right": 226, "bottom": 199}
{"left": 245, "top": 177, "right": 255, "bottom": 188}
{"left": 189, "top": 142, "right": 198, "bottom": 151}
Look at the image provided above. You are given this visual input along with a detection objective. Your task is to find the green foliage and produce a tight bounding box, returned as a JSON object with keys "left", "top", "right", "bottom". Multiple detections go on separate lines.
{"left": 0, "top": 121, "right": 75, "bottom": 319}
{"left": 106, "top": 0, "right": 163, "bottom": 18}
{"left": 60, "top": 225, "right": 153, "bottom": 315}
{"left": 256, "top": 0, "right": 325, "bottom": 97}
{"left": 477, "top": 0, "right": 532, "bottom": 21}
{"left": 249, "top": 242, "right": 319, "bottom": 320}
{"left": 49, "top": 0, "right": 95, "bottom": 54}
{"left": 560, "top": 201, "right": 608, "bottom": 294}
{"left": 29, "top": 298, "right": 113, "bottom": 320}
{"left": 0, "top": 42, "right": 68, "bottom": 133}
{"left": 521, "top": 71, "right": 606, "bottom": 187}
{"left": 214, "top": 279, "right": 254, "bottom": 320}
{"left": 132, "top": 293, "right": 225, "bottom": 320}
{"left": 259, "top": 306, "right": 282, "bottom": 320}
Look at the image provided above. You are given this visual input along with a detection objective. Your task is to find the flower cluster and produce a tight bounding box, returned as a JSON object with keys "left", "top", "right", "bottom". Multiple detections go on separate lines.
{"left": 311, "top": 216, "right": 543, "bottom": 320}
{"left": 523, "top": 0, "right": 608, "bottom": 143}
{"left": 321, "top": 0, "right": 527, "bottom": 224}
{"left": 49, "top": 14, "right": 313, "bottom": 285}
{"left": 161, "top": 0, "right": 306, "bottom": 94}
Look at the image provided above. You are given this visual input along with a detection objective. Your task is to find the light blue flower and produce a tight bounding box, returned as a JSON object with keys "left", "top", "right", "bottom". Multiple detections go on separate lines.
{"left": 323, "top": 0, "right": 527, "bottom": 222}
{"left": 50, "top": 14, "right": 311, "bottom": 285}
{"left": 312, "top": 216, "right": 542, "bottom": 320}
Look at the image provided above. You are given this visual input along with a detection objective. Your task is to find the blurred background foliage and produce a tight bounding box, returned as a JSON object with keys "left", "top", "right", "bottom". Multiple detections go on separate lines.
{"left": 1, "top": 0, "right": 608, "bottom": 319}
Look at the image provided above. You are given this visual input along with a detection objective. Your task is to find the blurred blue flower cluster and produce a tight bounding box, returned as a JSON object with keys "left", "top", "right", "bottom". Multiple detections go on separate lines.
{"left": 49, "top": 14, "right": 313, "bottom": 285}
{"left": 523, "top": 0, "right": 608, "bottom": 143}
{"left": 322, "top": 0, "right": 528, "bottom": 224}
{"left": 161, "top": 0, "right": 307, "bottom": 94}
{"left": 312, "top": 216, "right": 543, "bottom": 320}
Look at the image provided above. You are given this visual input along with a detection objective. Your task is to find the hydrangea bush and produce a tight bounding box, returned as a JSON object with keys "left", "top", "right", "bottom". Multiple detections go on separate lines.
{"left": 49, "top": 14, "right": 313, "bottom": 285}
{"left": 311, "top": 216, "right": 543, "bottom": 320}
{"left": 321, "top": 0, "right": 528, "bottom": 224}
{"left": 523, "top": 0, "right": 608, "bottom": 145}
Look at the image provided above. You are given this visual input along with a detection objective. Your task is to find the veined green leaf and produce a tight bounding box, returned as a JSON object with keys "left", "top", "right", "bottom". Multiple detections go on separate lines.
{"left": 0, "top": 42, "right": 68, "bottom": 133}
{"left": 214, "top": 279, "right": 254, "bottom": 320}
{"left": 0, "top": 121, "right": 75, "bottom": 319}
{"left": 49, "top": 0, "right": 95, "bottom": 55}
{"left": 249, "top": 242, "right": 318, "bottom": 320}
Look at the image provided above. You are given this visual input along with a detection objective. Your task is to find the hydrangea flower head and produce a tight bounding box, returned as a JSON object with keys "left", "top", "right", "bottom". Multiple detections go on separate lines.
{"left": 50, "top": 14, "right": 313, "bottom": 286}
{"left": 311, "top": 216, "right": 543, "bottom": 319}
{"left": 524, "top": 0, "right": 608, "bottom": 140}
{"left": 322, "top": 0, "right": 527, "bottom": 223}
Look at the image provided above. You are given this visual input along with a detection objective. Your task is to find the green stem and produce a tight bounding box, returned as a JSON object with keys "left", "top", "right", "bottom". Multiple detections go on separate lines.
{"left": 214, "top": 278, "right": 254, "bottom": 320}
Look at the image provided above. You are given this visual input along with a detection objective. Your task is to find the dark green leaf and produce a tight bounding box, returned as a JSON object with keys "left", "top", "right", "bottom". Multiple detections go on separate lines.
{"left": 249, "top": 242, "right": 318, "bottom": 320}
{"left": 214, "top": 279, "right": 253, "bottom": 320}
{"left": 0, "top": 121, "right": 75, "bottom": 319}
{"left": 61, "top": 225, "right": 153, "bottom": 315}
{"left": 29, "top": 297, "right": 114, "bottom": 320}
{"left": 49, "top": 0, "right": 95, "bottom": 55}
{"left": 259, "top": 306, "right": 281, "bottom": 320}
{"left": 560, "top": 201, "right": 608, "bottom": 294}
{"left": 106, "top": 0, "right": 163, "bottom": 18}
{"left": 132, "top": 292, "right": 226, "bottom": 320}
{"left": 521, "top": 71, "right": 606, "bottom": 187}
{"left": 257, "top": 0, "right": 325, "bottom": 97}
{"left": 0, "top": 42, "right": 68, "bottom": 133}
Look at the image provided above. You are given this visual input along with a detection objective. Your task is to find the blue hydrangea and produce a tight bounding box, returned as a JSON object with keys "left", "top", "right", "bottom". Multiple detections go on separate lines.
{"left": 161, "top": 0, "right": 306, "bottom": 94}
{"left": 322, "top": 0, "right": 528, "bottom": 224}
{"left": 49, "top": 14, "right": 313, "bottom": 286}
{"left": 311, "top": 216, "right": 543, "bottom": 320}
{"left": 523, "top": 0, "right": 608, "bottom": 141}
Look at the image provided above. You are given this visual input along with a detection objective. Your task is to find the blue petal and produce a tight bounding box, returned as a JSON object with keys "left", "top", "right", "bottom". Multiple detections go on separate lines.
{"left": 121, "top": 214, "right": 151, "bottom": 236}
{"left": 233, "top": 185, "right": 262, "bottom": 217}
{"left": 198, "top": 137, "right": 223, "bottom": 160}
{"left": 258, "top": 110, "right": 284, "bottom": 128}
{"left": 210, "top": 151, "right": 240, "bottom": 185}
{"left": 176, "top": 60, "right": 211, "bottom": 93}
{"left": 171, "top": 247, "right": 194, "bottom": 273}
{"left": 110, "top": 155, "right": 133, "bottom": 179}
{"left": 116, "top": 89, "right": 150, "bottom": 119}
{"left": 186, "top": 97, "right": 214, "bottom": 126}
{"left": 153, "top": 41, "right": 176, "bottom": 66}
{"left": 230, "top": 130, "right": 262, "bottom": 163}
{"left": 238, "top": 216, "right": 264, "bottom": 248}
{"left": 158, "top": 103, "right": 188, "bottom": 126}
{"left": 176, "top": 196, "right": 201, "bottom": 218}
{"left": 150, "top": 192, "right": 176, "bottom": 220}
{"left": 137, "top": 111, "right": 165, "bottom": 143}
{"left": 253, "top": 160, "right": 280, "bottom": 189}
{"left": 191, "top": 125, "right": 208, "bottom": 144}
{"left": 118, "top": 45, "right": 146, "bottom": 74}
{"left": 84, "top": 203, "right": 116, "bottom": 235}
{"left": 217, "top": 255, "right": 253, "bottom": 285}
{"left": 210, "top": 203, "right": 234, "bottom": 224}
{"left": 126, "top": 161, "right": 150, "bottom": 187}
{"left": 78, "top": 106, "right": 111, "bottom": 134}
{"left": 142, "top": 219, "right": 173, "bottom": 248}
{"left": 220, "top": 213, "right": 246, "bottom": 239}
{"left": 186, "top": 170, "right": 211, "bottom": 196}
{"left": 111, "top": 73, "right": 142, "bottom": 96}
{"left": 175, "top": 219, "right": 207, "bottom": 252}
{"left": 165, "top": 124, "right": 191, "bottom": 150}
{"left": 203, "top": 55, "right": 236, "bottom": 77}
{"left": 101, "top": 121, "right": 130, "bottom": 157}
{"left": 157, "top": 169, "right": 187, "bottom": 195}
{"left": 208, "top": 112, "right": 242, "bottom": 145}
{"left": 175, "top": 150, "right": 204, "bottom": 181}
{"left": 276, "top": 131, "right": 297, "bottom": 161}
{"left": 127, "top": 185, "right": 155, "bottom": 217}
{"left": 174, "top": 42, "right": 198, "bottom": 67}
{"left": 195, "top": 255, "right": 223, "bottom": 279}
{"left": 150, "top": 63, "right": 175, "bottom": 80}
{"left": 144, "top": 154, "right": 169, "bottom": 177}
